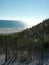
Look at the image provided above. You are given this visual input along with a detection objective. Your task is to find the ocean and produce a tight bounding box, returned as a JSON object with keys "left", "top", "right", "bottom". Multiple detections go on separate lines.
{"left": 0, "top": 20, "right": 25, "bottom": 29}
{"left": 0, "top": 20, "right": 26, "bottom": 34}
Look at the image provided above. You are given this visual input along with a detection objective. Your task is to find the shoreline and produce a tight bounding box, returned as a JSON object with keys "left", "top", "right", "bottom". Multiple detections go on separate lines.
{"left": 0, "top": 28, "right": 25, "bottom": 35}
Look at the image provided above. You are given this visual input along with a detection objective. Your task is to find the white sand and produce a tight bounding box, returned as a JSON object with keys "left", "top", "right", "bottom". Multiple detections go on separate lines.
{"left": 0, "top": 28, "right": 25, "bottom": 35}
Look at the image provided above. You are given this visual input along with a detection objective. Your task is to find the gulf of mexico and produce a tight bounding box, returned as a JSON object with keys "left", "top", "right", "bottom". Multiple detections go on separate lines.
{"left": 0, "top": 20, "right": 26, "bottom": 34}
{"left": 0, "top": 20, "right": 25, "bottom": 28}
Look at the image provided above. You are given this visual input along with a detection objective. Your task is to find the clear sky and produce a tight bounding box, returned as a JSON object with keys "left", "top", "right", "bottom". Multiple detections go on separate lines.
{"left": 0, "top": 0, "right": 49, "bottom": 27}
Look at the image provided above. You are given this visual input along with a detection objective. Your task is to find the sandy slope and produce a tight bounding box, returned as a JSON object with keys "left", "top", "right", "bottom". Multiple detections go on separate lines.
{"left": 0, "top": 54, "right": 49, "bottom": 65}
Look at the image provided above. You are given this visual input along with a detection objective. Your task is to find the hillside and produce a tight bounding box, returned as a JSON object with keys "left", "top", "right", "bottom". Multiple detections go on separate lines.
{"left": 17, "top": 19, "right": 49, "bottom": 51}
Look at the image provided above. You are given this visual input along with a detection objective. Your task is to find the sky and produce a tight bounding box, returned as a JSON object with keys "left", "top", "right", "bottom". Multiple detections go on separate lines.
{"left": 0, "top": 0, "right": 49, "bottom": 27}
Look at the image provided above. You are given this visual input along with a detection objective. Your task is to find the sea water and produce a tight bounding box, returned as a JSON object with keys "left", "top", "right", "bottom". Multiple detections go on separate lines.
{"left": 0, "top": 20, "right": 26, "bottom": 34}
{"left": 0, "top": 20, "right": 25, "bottom": 29}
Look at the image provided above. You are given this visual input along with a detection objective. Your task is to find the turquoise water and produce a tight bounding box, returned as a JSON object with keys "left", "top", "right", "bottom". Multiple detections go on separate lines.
{"left": 0, "top": 20, "right": 25, "bottom": 29}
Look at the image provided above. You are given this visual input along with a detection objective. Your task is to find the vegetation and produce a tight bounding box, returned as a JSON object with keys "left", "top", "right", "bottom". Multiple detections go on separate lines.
{"left": 0, "top": 19, "right": 49, "bottom": 61}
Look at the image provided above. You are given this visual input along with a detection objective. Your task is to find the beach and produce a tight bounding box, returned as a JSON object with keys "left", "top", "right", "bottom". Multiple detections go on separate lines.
{"left": 0, "top": 28, "right": 25, "bottom": 34}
